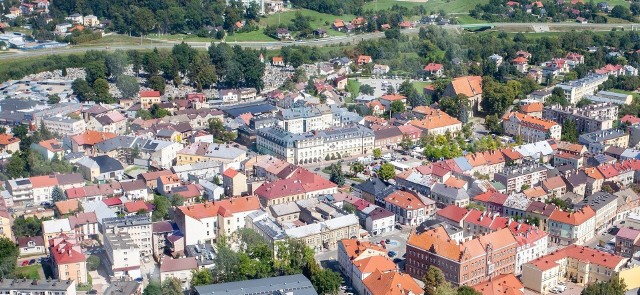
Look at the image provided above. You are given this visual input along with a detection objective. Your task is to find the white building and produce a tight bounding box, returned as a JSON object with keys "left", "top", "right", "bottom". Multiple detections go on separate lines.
{"left": 104, "top": 232, "right": 142, "bottom": 280}
{"left": 102, "top": 216, "right": 153, "bottom": 257}
{"left": 277, "top": 105, "right": 334, "bottom": 134}
{"left": 557, "top": 74, "right": 609, "bottom": 104}
{"left": 364, "top": 206, "right": 395, "bottom": 236}
{"left": 514, "top": 229, "right": 549, "bottom": 275}
{"left": 43, "top": 116, "right": 87, "bottom": 136}
{"left": 548, "top": 206, "right": 596, "bottom": 246}
{"left": 0, "top": 279, "right": 76, "bottom": 295}
{"left": 503, "top": 112, "right": 561, "bottom": 143}
{"left": 160, "top": 257, "right": 197, "bottom": 290}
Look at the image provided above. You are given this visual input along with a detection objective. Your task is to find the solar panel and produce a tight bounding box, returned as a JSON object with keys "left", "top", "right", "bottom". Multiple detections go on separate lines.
{"left": 172, "top": 186, "right": 188, "bottom": 193}
{"left": 16, "top": 179, "right": 30, "bottom": 185}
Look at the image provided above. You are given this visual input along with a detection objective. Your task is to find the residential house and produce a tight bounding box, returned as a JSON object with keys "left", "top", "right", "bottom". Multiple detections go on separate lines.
{"left": 76, "top": 155, "right": 124, "bottom": 181}
{"left": 222, "top": 168, "right": 247, "bottom": 197}
{"left": 0, "top": 134, "right": 19, "bottom": 153}
{"left": 383, "top": 190, "right": 435, "bottom": 226}
{"left": 49, "top": 236, "right": 88, "bottom": 284}
{"left": 547, "top": 206, "right": 596, "bottom": 245}
{"left": 140, "top": 91, "right": 161, "bottom": 109}
{"left": 31, "top": 139, "right": 64, "bottom": 161}
{"left": 160, "top": 257, "right": 197, "bottom": 290}
{"left": 423, "top": 63, "right": 444, "bottom": 77}
{"left": 17, "top": 236, "right": 45, "bottom": 256}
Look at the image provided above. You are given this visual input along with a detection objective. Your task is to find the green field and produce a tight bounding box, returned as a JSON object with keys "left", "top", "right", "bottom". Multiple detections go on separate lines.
{"left": 454, "top": 14, "right": 485, "bottom": 24}
{"left": 14, "top": 265, "right": 41, "bottom": 279}
{"left": 411, "top": 81, "right": 431, "bottom": 93}
{"left": 76, "top": 34, "right": 162, "bottom": 47}
{"left": 229, "top": 30, "right": 278, "bottom": 42}
{"left": 363, "top": 0, "right": 490, "bottom": 13}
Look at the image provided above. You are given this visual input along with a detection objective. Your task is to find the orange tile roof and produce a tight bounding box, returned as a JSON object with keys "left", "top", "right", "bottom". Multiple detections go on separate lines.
{"left": 124, "top": 200, "right": 150, "bottom": 213}
{"left": 38, "top": 139, "right": 63, "bottom": 152}
{"left": 503, "top": 112, "right": 558, "bottom": 131}
{"left": 500, "top": 148, "right": 523, "bottom": 161}
{"left": 523, "top": 187, "right": 547, "bottom": 199}
{"left": 357, "top": 55, "right": 372, "bottom": 64}
{"left": 481, "top": 150, "right": 505, "bottom": 165}
{"left": 520, "top": 102, "right": 543, "bottom": 113}
{"left": 380, "top": 94, "right": 407, "bottom": 101}
{"left": 528, "top": 244, "right": 625, "bottom": 271}
{"left": 512, "top": 56, "right": 529, "bottom": 64}
{"left": 223, "top": 168, "right": 239, "bottom": 178}
{"left": 597, "top": 163, "right": 619, "bottom": 179}
{"left": 29, "top": 175, "right": 58, "bottom": 188}
{"left": 407, "top": 226, "right": 468, "bottom": 261}
{"left": 444, "top": 176, "right": 466, "bottom": 189}
{"left": 477, "top": 227, "right": 517, "bottom": 251}
{"left": 549, "top": 206, "right": 595, "bottom": 226}
{"left": 55, "top": 199, "right": 80, "bottom": 215}
{"left": 71, "top": 130, "right": 117, "bottom": 146}
{"left": 472, "top": 273, "right": 524, "bottom": 295}
{"left": 542, "top": 176, "right": 566, "bottom": 190}
{"left": 272, "top": 56, "right": 283, "bottom": 62}
{"left": 409, "top": 111, "right": 461, "bottom": 131}
{"left": 158, "top": 174, "right": 181, "bottom": 185}
{"left": 339, "top": 239, "right": 387, "bottom": 261}
{"left": 178, "top": 196, "right": 261, "bottom": 219}
{"left": 384, "top": 190, "right": 428, "bottom": 210}
{"left": 583, "top": 167, "right": 604, "bottom": 180}
{"left": 450, "top": 76, "right": 483, "bottom": 97}
{"left": 362, "top": 270, "right": 423, "bottom": 295}
{"left": 255, "top": 169, "right": 337, "bottom": 200}
{"left": 436, "top": 205, "right": 470, "bottom": 223}
{"left": 140, "top": 90, "right": 161, "bottom": 97}
{"left": 354, "top": 256, "right": 397, "bottom": 273}
{"left": 465, "top": 153, "right": 487, "bottom": 167}
{"left": 0, "top": 134, "right": 19, "bottom": 145}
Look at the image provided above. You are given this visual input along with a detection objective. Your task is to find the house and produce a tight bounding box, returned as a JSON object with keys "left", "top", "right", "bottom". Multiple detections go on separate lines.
{"left": 83, "top": 15, "right": 99, "bottom": 27}
{"left": 512, "top": 56, "right": 529, "bottom": 73}
{"left": 17, "top": 236, "right": 45, "bottom": 256}
{"left": 365, "top": 207, "right": 395, "bottom": 236}
{"left": 69, "top": 212, "right": 99, "bottom": 241}
{"left": 102, "top": 216, "right": 153, "bottom": 257}
{"left": 0, "top": 280, "right": 76, "bottom": 294}
{"left": 472, "top": 274, "right": 524, "bottom": 295}
{"left": 254, "top": 169, "right": 337, "bottom": 206}
{"left": 104, "top": 232, "right": 142, "bottom": 279}
{"left": 31, "top": 139, "right": 64, "bottom": 161}
{"left": 313, "top": 28, "right": 327, "bottom": 38}
{"left": 160, "top": 257, "right": 197, "bottom": 290}
{"left": 87, "top": 110, "right": 127, "bottom": 135}
{"left": 408, "top": 108, "right": 462, "bottom": 135}
{"left": 443, "top": 76, "right": 483, "bottom": 117}
{"left": 372, "top": 64, "right": 390, "bottom": 76}
{"left": 548, "top": 206, "right": 596, "bottom": 246}
{"left": 576, "top": 17, "right": 587, "bottom": 24}
{"left": 503, "top": 112, "right": 561, "bottom": 143}
{"left": 423, "top": 63, "right": 444, "bottom": 77}
{"left": 489, "top": 54, "right": 504, "bottom": 67}
{"left": 383, "top": 190, "right": 435, "bottom": 226}
{"left": 275, "top": 28, "right": 290, "bottom": 40}
{"left": 272, "top": 56, "right": 284, "bottom": 66}
{"left": 49, "top": 235, "right": 89, "bottom": 284}
{"left": 362, "top": 270, "right": 423, "bottom": 295}
{"left": 357, "top": 55, "right": 372, "bottom": 65}
{"left": 332, "top": 19, "right": 346, "bottom": 31}
{"left": 520, "top": 102, "right": 544, "bottom": 117}
{"left": 614, "top": 227, "right": 640, "bottom": 258}
{"left": 140, "top": 91, "right": 161, "bottom": 109}
{"left": 0, "top": 134, "right": 20, "bottom": 153}
{"left": 71, "top": 130, "right": 117, "bottom": 154}
{"left": 222, "top": 168, "right": 247, "bottom": 197}
{"left": 76, "top": 155, "right": 124, "bottom": 181}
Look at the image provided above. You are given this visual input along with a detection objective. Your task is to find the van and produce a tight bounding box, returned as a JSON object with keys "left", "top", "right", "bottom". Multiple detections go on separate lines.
{"left": 555, "top": 285, "right": 566, "bottom": 292}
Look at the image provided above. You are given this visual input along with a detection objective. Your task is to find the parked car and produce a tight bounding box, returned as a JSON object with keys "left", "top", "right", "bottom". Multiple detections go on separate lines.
{"left": 21, "top": 260, "right": 29, "bottom": 266}
{"left": 388, "top": 251, "right": 397, "bottom": 257}
{"left": 385, "top": 239, "right": 391, "bottom": 243}
{"left": 29, "top": 259, "right": 36, "bottom": 265}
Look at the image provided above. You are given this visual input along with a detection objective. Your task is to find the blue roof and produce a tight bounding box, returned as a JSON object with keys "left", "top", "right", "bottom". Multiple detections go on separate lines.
{"left": 453, "top": 157, "right": 473, "bottom": 171}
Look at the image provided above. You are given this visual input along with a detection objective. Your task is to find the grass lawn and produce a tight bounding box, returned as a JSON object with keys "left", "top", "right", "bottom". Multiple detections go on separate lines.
{"left": 411, "top": 81, "right": 430, "bottom": 93}
{"left": 363, "top": 0, "right": 490, "bottom": 13}
{"left": 13, "top": 265, "right": 41, "bottom": 279}
{"left": 454, "top": 14, "right": 485, "bottom": 24}
{"left": 228, "top": 30, "right": 277, "bottom": 42}
{"left": 261, "top": 9, "right": 355, "bottom": 29}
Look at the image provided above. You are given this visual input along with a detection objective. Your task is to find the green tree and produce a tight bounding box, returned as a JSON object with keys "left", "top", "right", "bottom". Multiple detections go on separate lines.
{"left": 188, "top": 52, "right": 217, "bottom": 92}
{"left": 576, "top": 98, "right": 593, "bottom": 108}
{"left": 47, "top": 94, "right": 60, "bottom": 104}
{"left": 580, "top": 275, "right": 626, "bottom": 295}
{"left": 6, "top": 153, "right": 26, "bottom": 178}
{"left": 105, "top": 52, "right": 129, "bottom": 78}
{"left": 191, "top": 268, "right": 213, "bottom": 287}
{"left": 311, "top": 269, "right": 342, "bottom": 295}
{"left": 161, "top": 277, "right": 183, "bottom": 295}
{"left": 378, "top": 163, "right": 396, "bottom": 181}
{"left": 546, "top": 87, "right": 569, "bottom": 107}
{"left": 0, "top": 237, "right": 19, "bottom": 279}
{"left": 350, "top": 161, "right": 365, "bottom": 176}
{"left": 457, "top": 286, "right": 482, "bottom": 295}
{"left": 116, "top": 75, "right": 140, "bottom": 98}
{"left": 561, "top": 120, "right": 579, "bottom": 143}
{"left": 93, "top": 78, "right": 112, "bottom": 103}
{"left": 171, "top": 194, "right": 185, "bottom": 207}
{"left": 143, "top": 281, "right": 162, "bottom": 295}
{"left": 87, "top": 255, "right": 100, "bottom": 271}
{"left": 485, "top": 114, "right": 502, "bottom": 134}
{"left": 373, "top": 148, "right": 382, "bottom": 159}
{"left": 150, "top": 104, "right": 170, "bottom": 118}
{"left": 148, "top": 76, "right": 166, "bottom": 94}
{"left": 152, "top": 195, "right": 171, "bottom": 221}
{"left": 71, "top": 79, "right": 96, "bottom": 102}
{"left": 423, "top": 266, "right": 447, "bottom": 295}
{"left": 329, "top": 163, "right": 345, "bottom": 186}
{"left": 136, "top": 110, "right": 152, "bottom": 120}
{"left": 208, "top": 118, "right": 237, "bottom": 142}
{"left": 51, "top": 186, "right": 66, "bottom": 202}
{"left": 390, "top": 100, "right": 405, "bottom": 114}
{"left": 135, "top": 8, "right": 157, "bottom": 35}
{"left": 360, "top": 84, "right": 374, "bottom": 95}
{"left": 12, "top": 216, "right": 42, "bottom": 237}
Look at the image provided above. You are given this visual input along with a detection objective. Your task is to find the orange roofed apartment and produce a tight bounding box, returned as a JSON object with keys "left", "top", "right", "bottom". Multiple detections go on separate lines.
{"left": 254, "top": 169, "right": 337, "bottom": 206}
{"left": 405, "top": 226, "right": 517, "bottom": 286}
{"left": 175, "top": 196, "right": 261, "bottom": 245}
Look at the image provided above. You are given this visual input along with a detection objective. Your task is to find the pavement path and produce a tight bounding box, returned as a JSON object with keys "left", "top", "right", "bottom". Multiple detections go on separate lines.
{"left": 0, "top": 23, "right": 637, "bottom": 61}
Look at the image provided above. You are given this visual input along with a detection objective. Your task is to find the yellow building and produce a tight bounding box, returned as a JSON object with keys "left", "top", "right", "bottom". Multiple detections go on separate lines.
{"left": 522, "top": 245, "right": 627, "bottom": 294}
{"left": 176, "top": 142, "right": 247, "bottom": 165}
{"left": 0, "top": 211, "right": 12, "bottom": 241}
{"left": 49, "top": 236, "right": 89, "bottom": 285}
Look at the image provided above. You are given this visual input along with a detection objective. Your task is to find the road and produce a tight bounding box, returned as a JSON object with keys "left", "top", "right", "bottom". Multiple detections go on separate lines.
{"left": 0, "top": 22, "right": 637, "bottom": 61}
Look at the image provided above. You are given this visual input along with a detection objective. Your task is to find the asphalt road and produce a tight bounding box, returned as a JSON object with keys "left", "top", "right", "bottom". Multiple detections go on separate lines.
{"left": 0, "top": 22, "right": 637, "bottom": 61}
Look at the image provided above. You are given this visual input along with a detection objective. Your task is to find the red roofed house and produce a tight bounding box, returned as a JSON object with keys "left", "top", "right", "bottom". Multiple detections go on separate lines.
{"left": 435, "top": 204, "right": 470, "bottom": 227}
{"left": 338, "top": 239, "right": 387, "bottom": 282}
{"left": 423, "top": 63, "right": 444, "bottom": 77}
{"left": 472, "top": 274, "right": 524, "bottom": 295}
{"left": 272, "top": 56, "right": 284, "bottom": 67}
{"left": 512, "top": 56, "right": 530, "bottom": 73}
{"left": 70, "top": 130, "right": 117, "bottom": 154}
{"left": 362, "top": 269, "right": 423, "bottom": 295}
{"left": 31, "top": 138, "right": 64, "bottom": 160}
{"left": 383, "top": 190, "right": 435, "bottom": 226}
{"left": 522, "top": 245, "right": 627, "bottom": 293}
{"left": 140, "top": 90, "right": 161, "bottom": 109}
{"left": 254, "top": 169, "right": 337, "bottom": 206}
{"left": 548, "top": 206, "right": 595, "bottom": 245}
{"left": 520, "top": 102, "right": 544, "bottom": 117}
{"left": 49, "top": 235, "right": 88, "bottom": 284}
{"left": 222, "top": 168, "right": 247, "bottom": 197}
{"left": 443, "top": 76, "right": 483, "bottom": 117}
{"left": 615, "top": 227, "right": 640, "bottom": 258}
{"left": 0, "top": 134, "right": 20, "bottom": 153}
{"left": 379, "top": 94, "right": 407, "bottom": 111}
{"left": 175, "top": 196, "right": 262, "bottom": 245}
{"left": 503, "top": 112, "right": 561, "bottom": 142}
{"left": 124, "top": 200, "right": 152, "bottom": 215}
{"left": 160, "top": 256, "right": 198, "bottom": 290}
{"left": 357, "top": 55, "right": 372, "bottom": 65}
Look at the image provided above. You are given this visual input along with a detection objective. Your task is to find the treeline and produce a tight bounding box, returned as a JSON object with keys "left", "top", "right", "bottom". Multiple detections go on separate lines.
{"left": 49, "top": 0, "right": 259, "bottom": 36}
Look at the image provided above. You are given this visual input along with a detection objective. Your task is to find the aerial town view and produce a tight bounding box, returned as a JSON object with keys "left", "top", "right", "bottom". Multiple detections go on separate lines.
{"left": 2, "top": 0, "right": 640, "bottom": 295}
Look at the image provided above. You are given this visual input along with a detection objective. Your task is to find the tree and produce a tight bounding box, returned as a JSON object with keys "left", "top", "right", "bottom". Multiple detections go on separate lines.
{"left": 191, "top": 269, "right": 214, "bottom": 287}
{"left": 161, "top": 277, "right": 183, "bottom": 295}
{"left": 0, "top": 237, "right": 19, "bottom": 279}
{"left": 171, "top": 194, "right": 185, "bottom": 207}
{"left": 350, "top": 162, "right": 364, "bottom": 176}
{"left": 373, "top": 148, "right": 382, "bottom": 159}
{"left": 546, "top": 87, "right": 569, "bottom": 107}
{"left": 105, "top": 52, "right": 128, "bottom": 78}
{"left": 561, "top": 120, "right": 579, "bottom": 143}
{"left": 378, "top": 163, "right": 396, "bottom": 181}
{"left": 581, "top": 275, "right": 626, "bottom": 295}
{"left": 71, "top": 79, "right": 96, "bottom": 102}
{"left": 51, "top": 186, "right": 66, "bottom": 202}
{"left": 87, "top": 255, "right": 100, "bottom": 271}
{"left": 12, "top": 216, "right": 42, "bottom": 237}
{"left": 485, "top": 114, "right": 502, "bottom": 134}
{"left": 47, "top": 94, "right": 60, "bottom": 104}
{"left": 135, "top": 8, "right": 157, "bottom": 35}
{"left": 93, "top": 78, "right": 112, "bottom": 103}
{"left": 390, "top": 100, "right": 405, "bottom": 114}
{"left": 188, "top": 52, "right": 217, "bottom": 91}
{"left": 116, "top": 75, "right": 140, "bottom": 98}
{"left": 439, "top": 94, "right": 471, "bottom": 123}
{"left": 311, "top": 269, "right": 342, "bottom": 295}
{"left": 152, "top": 195, "right": 171, "bottom": 221}
{"left": 611, "top": 5, "right": 632, "bottom": 20}
{"left": 208, "top": 118, "right": 237, "bottom": 142}
{"left": 148, "top": 76, "right": 166, "bottom": 94}
{"left": 6, "top": 152, "right": 26, "bottom": 178}
{"left": 150, "top": 104, "right": 170, "bottom": 118}
{"left": 360, "top": 84, "right": 374, "bottom": 95}
{"left": 385, "top": 28, "right": 401, "bottom": 40}
{"left": 143, "top": 281, "right": 162, "bottom": 295}
{"left": 423, "top": 266, "right": 447, "bottom": 295}
{"left": 457, "top": 286, "right": 482, "bottom": 295}
{"left": 329, "top": 163, "right": 345, "bottom": 186}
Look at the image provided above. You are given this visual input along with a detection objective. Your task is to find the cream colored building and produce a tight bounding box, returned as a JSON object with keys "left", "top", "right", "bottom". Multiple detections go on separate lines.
{"left": 160, "top": 257, "right": 197, "bottom": 291}
{"left": 43, "top": 117, "right": 87, "bottom": 136}
{"left": 503, "top": 112, "right": 561, "bottom": 143}
{"left": 104, "top": 232, "right": 142, "bottom": 279}
{"left": 522, "top": 245, "right": 627, "bottom": 294}
{"left": 83, "top": 15, "right": 99, "bottom": 27}
{"left": 0, "top": 212, "right": 12, "bottom": 241}
{"left": 548, "top": 206, "right": 596, "bottom": 246}
{"left": 277, "top": 105, "right": 333, "bottom": 134}
{"left": 285, "top": 214, "right": 359, "bottom": 252}
{"left": 49, "top": 236, "right": 89, "bottom": 285}
{"left": 102, "top": 216, "right": 152, "bottom": 257}
{"left": 176, "top": 142, "right": 247, "bottom": 166}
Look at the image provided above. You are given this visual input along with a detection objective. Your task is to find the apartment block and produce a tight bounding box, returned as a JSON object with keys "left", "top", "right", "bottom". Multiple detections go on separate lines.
{"left": 502, "top": 112, "right": 561, "bottom": 143}
{"left": 543, "top": 103, "right": 618, "bottom": 133}
{"left": 548, "top": 206, "right": 595, "bottom": 246}
{"left": 556, "top": 74, "right": 609, "bottom": 104}
{"left": 494, "top": 162, "right": 548, "bottom": 194}
{"left": 102, "top": 215, "right": 153, "bottom": 257}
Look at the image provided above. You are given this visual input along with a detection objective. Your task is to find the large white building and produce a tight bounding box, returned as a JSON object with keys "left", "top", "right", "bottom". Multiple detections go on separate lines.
{"left": 277, "top": 105, "right": 334, "bottom": 134}
{"left": 257, "top": 125, "right": 374, "bottom": 165}
{"left": 514, "top": 228, "right": 549, "bottom": 275}
{"left": 548, "top": 206, "right": 596, "bottom": 246}
{"left": 102, "top": 216, "right": 152, "bottom": 257}
{"left": 502, "top": 112, "right": 561, "bottom": 143}
{"left": 557, "top": 74, "right": 608, "bottom": 104}
{"left": 175, "top": 196, "right": 262, "bottom": 245}
{"left": 43, "top": 116, "right": 87, "bottom": 136}
{"left": 104, "top": 232, "right": 142, "bottom": 280}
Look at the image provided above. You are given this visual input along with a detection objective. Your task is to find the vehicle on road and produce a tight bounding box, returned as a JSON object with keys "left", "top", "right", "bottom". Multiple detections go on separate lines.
{"left": 388, "top": 251, "right": 397, "bottom": 257}
{"left": 21, "top": 260, "right": 29, "bottom": 266}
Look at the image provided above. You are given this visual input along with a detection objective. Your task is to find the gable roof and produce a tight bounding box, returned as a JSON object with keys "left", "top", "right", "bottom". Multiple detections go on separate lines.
{"left": 177, "top": 196, "right": 261, "bottom": 220}
{"left": 362, "top": 270, "right": 423, "bottom": 295}
{"left": 449, "top": 76, "right": 483, "bottom": 97}
{"left": 472, "top": 273, "right": 524, "bottom": 295}
{"left": 549, "top": 206, "right": 595, "bottom": 225}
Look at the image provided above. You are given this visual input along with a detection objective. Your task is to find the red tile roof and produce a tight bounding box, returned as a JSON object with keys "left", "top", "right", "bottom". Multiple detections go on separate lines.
{"left": 520, "top": 102, "right": 543, "bottom": 113}
{"left": 423, "top": 63, "right": 444, "bottom": 72}
{"left": 362, "top": 270, "right": 423, "bottom": 295}
{"left": 354, "top": 256, "right": 397, "bottom": 273}
{"left": 124, "top": 200, "right": 150, "bottom": 213}
{"left": 255, "top": 169, "right": 336, "bottom": 200}
{"left": 528, "top": 245, "right": 625, "bottom": 271}
{"left": 38, "top": 139, "right": 63, "bottom": 152}
{"left": 160, "top": 256, "right": 197, "bottom": 272}
{"left": 103, "top": 197, "right": 123, "bottom": 206}
{"left": 449, "top": 76, "right": 483, "bottom": 97}
{"left": 71, "top": 130, "right": 116, "bottom": 146}
{"left": 597, "top": 163, "right": 619, "bottom": 179}
{"left": 384, "top": 190, "right": 429, "bottom": 210}
{"left": 380, "top": 94, "right": 407, "bottom": 101}
{"left": 472, "top": 273, "right": 524, "bottom": 295}
{"left": 223, "top": 168, "right": 239, "bottom": 178}
{"left": 549, "top": 206, "right": 595, "bottom": 226}
{"left": 436, "top": 205, "right": 469, "bottom": 223}
{"left": 29, "top": 175, "right": 58, "bottom": 188}
{"left": 49, "top": 238, "right": 86, "bottom": 265}
{"left": 0, "top": 134, "right": 19, "bottom": 145}
{"left": 177, "top": 196, "right": 261, "bottom": 219}
{"left": 140, "top": 90, "right": 161, "bottom": 97}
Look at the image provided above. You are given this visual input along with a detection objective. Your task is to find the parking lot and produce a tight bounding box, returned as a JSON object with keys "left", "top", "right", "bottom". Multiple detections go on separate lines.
{"left": 523, "top": 281, "right": 583, "bottom": 295}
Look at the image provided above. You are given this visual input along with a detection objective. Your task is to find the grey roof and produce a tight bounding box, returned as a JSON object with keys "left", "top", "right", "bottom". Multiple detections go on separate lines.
{"left": 221, "top": 102, "right": 277, "bottom": 118}
{"left": 354, "top": 178, "right": 393, "bottom": 198}
{"left": 564, "top": 170, "right": 588, "bottom": 187}
{"left": 0, "top": 279, "right": 75, "bottom": 292}
{"left": 96, "top": 136, "right": 139, "bottom": 152}
{"left": 579, "top": 128, "right": 627, "bottom": 145}
{"left": 367, "top": 206, "right": 395, "bottom": 220}
{"left": 453, "top": 157, "right": 473, "bottom": 171}
{"left": 573, "top": 191, "right": 618, "bottom": 211}
{"left": 92, "top": 155, "right": 124, "bottom": 173}
{"left": 279, "top": 105, "right": 331, "bottom": 120}
{"left": 103, "top": 281, "right": 141, "bottom": 295}
{"left": 374, "top": 127, "right": 403, "bottom": 140}
{"left": 195, "top": 274, "right": 316, "bottom": 295}
{"left": 431, "top": 183, "right": 469, "bottom": 200}
{"left": 82, "top": 200, "right": 117, "bottom": 223}
{"left": 269, "top": 202, "right": 301, "bottom": 217}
